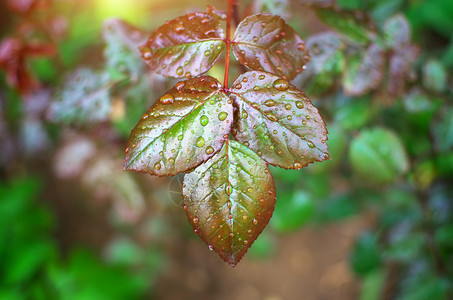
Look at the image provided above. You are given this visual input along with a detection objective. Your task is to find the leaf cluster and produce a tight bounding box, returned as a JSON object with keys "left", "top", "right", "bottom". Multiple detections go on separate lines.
{"left": 124, "top": 6, "right": 329, "bottom": 266}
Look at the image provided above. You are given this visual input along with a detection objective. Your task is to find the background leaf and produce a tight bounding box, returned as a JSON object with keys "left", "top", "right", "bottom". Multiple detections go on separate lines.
{"left": 182, "top": 140, "right": 276, "bottom": 267}
{"left": 232, "top": 13, "right": 310, "bottom": 80}
{"left": 124, "top": 76, "right": 232, "bottom": 176}
{"left": 231, "top": 71, "right": 329, "bottom": 169}
{"left": 46, "top": 68, "right": 116, "bottom": 125}
{"left": 349, "top": 127, "right": 409, "bottom": 184}
{"left": 140, "top": 11, "right": 225, "bottom": 78}
{"left": 102, "top": 19, "right": 147, "bottom": 81}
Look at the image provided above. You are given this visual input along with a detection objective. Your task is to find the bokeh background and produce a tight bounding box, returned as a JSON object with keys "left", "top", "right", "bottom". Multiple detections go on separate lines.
{"left": 1, "top": 0, "right": 452, "bottom": 299}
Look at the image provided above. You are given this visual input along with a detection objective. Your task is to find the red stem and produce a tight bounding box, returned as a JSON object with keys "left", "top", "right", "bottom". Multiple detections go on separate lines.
{"left": 224, "top": 0, "right": 233, "bottom": 89}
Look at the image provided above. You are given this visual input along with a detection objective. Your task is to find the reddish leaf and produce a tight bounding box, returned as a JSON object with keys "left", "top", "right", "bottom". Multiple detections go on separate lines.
{"left": 0, "top": 37, "right": 54, "bottom": 94}
{"left": 231, "top": 71, "right": 329, "bottom": 169}
{"left": 232, "top": 13, "right": 310, "bottom": 80}
{"left": 183, "top": 140, "right": 275, "bottom": 267}
{"left": 140, "top": 12, "right": 225, "bottom": 78}
{"left": 124, "top": 76, "right": 232, "bottom": 176}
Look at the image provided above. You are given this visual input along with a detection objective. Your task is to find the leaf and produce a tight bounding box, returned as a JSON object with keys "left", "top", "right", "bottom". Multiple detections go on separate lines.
{"left": 124, "top": 76, "right": 232, "bottom": 176}
{"left": 252, "top": 0, "right": 291, "bottom": 20}
{"left": 383, "top": 14, "right": 411, "bottom": 50}
{"left": 431, "top": 105, "right": 453, "bottom": 153}
{"left": 102, "top": 19, "right": 147, "bottom": 81}
{"left": 296, "top": 31, "right": 345, "bottom": 95}
{"left": 182, "top": 140, "right": 276, "bottom": 266}
{"left": 422, "top": 58, "right": 447, "bottom": 93}
{"left": 232, "top": 14, "right": 310, "bottom": 80}
{"left": 46, "top": 68, "right": 115, "bottom": 125}
{"left": 230, "top": 71, "right": 329, "bottom": 169}
{"left": 314, "top": 7, "right": 373, "bottom": 45}
{"left": 349, "top": 127, "right": 409, "bottom": 184}
{"left": 342, "top": 43, "right": 385, "bottom": 96}
{"left": 271, "top": 190, "right": 314, "bottom": 232}
{"left": 139, "top": 11, "right": 225, "bottom": 78}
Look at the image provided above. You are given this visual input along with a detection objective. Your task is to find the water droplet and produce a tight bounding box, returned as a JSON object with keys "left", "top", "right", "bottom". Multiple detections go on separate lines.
{"left": 175, "top": 24, "right": 185, "bottom": 33}
{"left": 204, "top": 50, "right": 211, "bottom": 56}
{"left": 154, "top": 162, "right": 161, "bottom": 170}
{"left": 294, "top": 162, "right": 302, "bottom": 169}
{"left": 218, "top": 112, "right": 228, "bottom": 121}
{"left": 125, "top": 147, "right": 129, "bottom": 153}
{"left": 205, "top": 146, "right": 214, "bottom": 154}
{"left": 210, "top": 81, "right": 219, "bottom": 90}
{"left": 160, "top": 94, "right": 174, "bottom": 104}
{"left": 200, "top": 115, "right": 209, "bottom": 126}
{"left": 193, "top": 217, "right": 199, "bottom": 223}
{"left": 183, "top": 204, "right": 187, "bottom": 210}
{"left": 247, "top": 187, "right": 253, "bottom": 193}
{"left": 168, "top": 157, "right": 175, "bottom": 164}
{"left": 285, "top": 104, "right": 292, "bottom": 110}
{"left": 177, "top": 135, "right": 183, "bottom": 141}
{"left": 297, "top": 43, "right": 306, "bottom": 51}
{"left": 258, "top": 74, "right": 265, "bottom": 80}
{"left": 273, "top": 78, "right": 289, "bottom": 91}
{"left": 296, "top": 101, "right": 304, "bottom": 109}
{"left": 242, "top": 215, "right": 248, "bottom": 220}
{"left": 175, "top": 81, "right": 185, "bottom": 91}
{"left": 242, "top": 111, "right": 248, "bottom": 119}
{"left": 302, "top": 120, "right": 307, "bottom": 125}
{"left": 253, "top": 86, "right": 259, "bottom": 91}
{"left": 253, "top": 36, "right": 259, "bottom": 42}
{"left": 235, "top": 83, "right": 242, "bottom": 89}
{"left": 176, "top": 67, "right": 184, "bottom": 76}
{"left": 194, "top": 228, "right": 199, "bottom": 234}
{"left": 242, "top": 77, "right": 248, "bottom": 82}
{"left": 244, "top": 240, "right": 248, "bottom": 245}
{"left": 185, "top": 72, "right": 191, "bottom": 78}
{"left": 261, "top": 22, "right": 266, "bottom": 28}
{"left": 243, "top": 141, "right": 249, "bottom": 147}
{"left": 307, "top": 141, "right": 315, "bottom": 148}
{"left": 264, "top": 99, "right": 275, "bottom": 107}
{"left": 196, "top": 137, "right": 205, "bottom": 147}
{"left": 226, "top": 184, "right": 233, "bottom": 195}
{"left": 267, "top": 113, "right": 277, "bottom": 121}
{"left": 252, "top": 218, "right": 258, "bottom": 225}
{"left": 208, "top": 245, "right": 214, "bottom": 251}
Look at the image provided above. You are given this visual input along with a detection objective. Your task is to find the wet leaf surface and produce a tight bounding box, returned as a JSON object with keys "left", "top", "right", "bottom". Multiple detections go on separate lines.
{"left": 343, "top": 43, "right": 385, "bottom": 96}
{"left": 124, "top": 76, "right": 232, "bottom": 176}
{"left": 182, "top": 140, "right": 275, "bottom": 266}
{"left": 231, "top": 71, "right": 329, "bottom": 169}
{"left": 232, "top": 14, "right": 310, "bottom": 80}
{"left": 140, "top": 11, "right": 225, "bottom": 78}
{"left": 102, "top": 19, "right": 147, "bottom": 81}
{"left": 46, "top": 68, "right": 114, "bottom": 124}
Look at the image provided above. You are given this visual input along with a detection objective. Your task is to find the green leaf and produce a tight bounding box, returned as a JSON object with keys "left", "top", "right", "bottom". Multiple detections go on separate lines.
{"left": 342, "top": 43, "right": 385, "bottom": 96}
{"left": 271, "top": 190, "right": 314, "bottom": 232}
{"left": 102, "top": 18, "right": 147, "bottom": 80}
{"left": 46, "top": 68, "right": 116, "bottom": 125}
{"left": 422, "top": 58, "right": 447, "bottom": 93}
{"left": 124, "top": 76, "right": 232, "bottom": 176}
{"left": 335, "top": 96, "right": 373, "bottom": 130}
{"left": 349, "top": 127, "right": 409, "bottom": 184}
{"left": 431, "top": 105, "right": 453, "bottom": 153}
{"left": 140, "top": 11, "right": 225, "bottom": 78}
{"left": 182, "top": 140, "right": 276, "bottom": 266}
{"left": 232, "top": 14, "right": 310, "bottom": 80}
{"left": 231, "top": 71, "right": 329, "bottom": 169}
{"left": 315, "top": 7, "right": 372, "bottom": 45}
{"left": 383, "top": 14, "right": 411, "bottom": 50}
{"left": 252, "top": 0, "right": 290, "bottom": 20}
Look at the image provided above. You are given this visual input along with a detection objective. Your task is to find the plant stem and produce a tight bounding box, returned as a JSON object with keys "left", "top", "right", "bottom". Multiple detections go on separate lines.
{"left": 224, "top": 0, "right": 233, "bottom": 89}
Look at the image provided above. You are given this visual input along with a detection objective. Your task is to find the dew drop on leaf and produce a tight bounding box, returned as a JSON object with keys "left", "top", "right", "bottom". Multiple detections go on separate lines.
{"left": 205, "top": 146, "right": 214, "bottom": 154}
{"left": 218, "top": 112, "right": 228, "bottom": 121}
{"left": 193, "top": 217, "right": 199, "bottom": 223}
{"left": 252, "top": 218, "right": 258, "bottom": 225}
{"left": 264, "top": 99, "right": 275, "bottom": 107}
{"left": 168, "top": 157, "right": 175, "bottom": 164}
{"left": 294, "top": 162, "right": 302, "bottom": 169}
{"left": 208, "top": 245, "right": 214, "bottom": 251}
{"left": 200, "top": 115, "right": 209, "bottom": 126}
{"left": 160, "top": 93, "right": 174, "bottom": 104}
{"left": 225, "top": 184, "right": 233, "bottom": 195}
{"left": 307, "top": 141, "right": 315, "bottom": 148}
{"left": 196, "top": 136, "right": 205, "bottom": 147}
{"left": 297, "top": 43, "right": 306, "bottom": 51}
{"left": 273, "top": 78, "right": 289, "bottom": 91}
{"left": 204, "top": 50, "right": 211, "bottom": 56}
{"left": 267, "top": 113, "right": 277, "bottom": 121}
{"left": 258, "top": 74, "right": 265, "bottom": 80}
{"left": 175, "top": 24, "right": 185, "bottom": 33}
{"left": 176, "top": 67, "right": 184, "bottom": 76}
{"left": 295, "top": 101, "right": 304, "bottom": 109}
{"left": 154, "top": 162, "right": 162, "bottom": 170}
{"left": 177, "top": 134, "right": 183, "bottom": 141}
